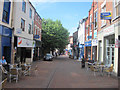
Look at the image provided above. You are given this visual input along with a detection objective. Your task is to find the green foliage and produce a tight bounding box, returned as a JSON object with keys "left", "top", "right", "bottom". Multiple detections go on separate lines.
{"left": 42, "top": 18, "right": 69, "bottom": 54}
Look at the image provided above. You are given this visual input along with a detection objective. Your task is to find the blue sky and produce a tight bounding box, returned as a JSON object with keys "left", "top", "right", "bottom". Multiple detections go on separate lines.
{"left": 31, "top": 2, "right": 92, "bottom": 36}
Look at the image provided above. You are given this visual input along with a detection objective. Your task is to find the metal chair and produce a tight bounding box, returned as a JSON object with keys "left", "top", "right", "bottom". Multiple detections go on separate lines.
{"left": 2, "top": 78, "right": 7, "bottom": 89}
{"left": 104, "top": 64, "right": 113, "bottom": 76}
{"left": 21, "top": 64, "right": 31, "bottom": 76}
{"left": 90, "top": 65, "right": 99, "bottom": 76}
{"left": 9, "top": 68, "right": 19, "bottom": 83}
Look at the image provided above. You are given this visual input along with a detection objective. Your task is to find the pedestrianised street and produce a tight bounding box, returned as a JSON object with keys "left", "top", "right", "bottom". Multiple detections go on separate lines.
{"left": 5, "top": 56, "right": 118, "bottom": 89}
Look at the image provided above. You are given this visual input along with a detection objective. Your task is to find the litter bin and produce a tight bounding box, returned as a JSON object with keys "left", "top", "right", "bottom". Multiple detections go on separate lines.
{"left": 81, "top": 58, "right": 85, "bottom": 68}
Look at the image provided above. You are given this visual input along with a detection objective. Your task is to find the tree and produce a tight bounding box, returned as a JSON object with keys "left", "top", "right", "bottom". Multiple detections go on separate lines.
{"left": 42, "top": 18, "right": 69, "bottom": 55}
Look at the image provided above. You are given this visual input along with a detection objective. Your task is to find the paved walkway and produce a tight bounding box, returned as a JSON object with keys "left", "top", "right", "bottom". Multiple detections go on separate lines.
{"left": 5, "top": 55, "right": 119, "bottom": 89}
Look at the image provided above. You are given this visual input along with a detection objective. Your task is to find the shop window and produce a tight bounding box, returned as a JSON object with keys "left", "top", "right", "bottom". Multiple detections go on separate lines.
{"left": 22, "top": 0, "right": 26, "bottom": 13}
{"left": 21, "top": 18, "right": 25, "bottom": 31}
{"left": 2, "top": 0, "right": 11, "bottom": 24}
{"left": 26, "top": 50, "right": 31, "bottom": 58}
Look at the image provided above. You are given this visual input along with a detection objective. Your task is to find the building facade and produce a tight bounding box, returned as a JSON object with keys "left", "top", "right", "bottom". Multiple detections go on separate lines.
{"left": 0, "top": 0, "right": 14, "bottom": 64}
{"left": 84, "top": 1, "right": 98, "bottom": 61}
{"left": 84, "top": 0, "right": 120, "bottom": 76}
{"left": 33, "top": 11, "right": 42, "bottom": 61}
{"left": 66, "top": 36, "right": 73, "bottom": 56}
{"left": 97, "top": 0, "right": 120, "bottom": 76}
{"left": 13, "top": 0, "right": 35, "bottom": 64}
{"left": 73, "top": 31, "right": 78, "bottom": 59}
{"left": 77, "top": 17, "right": 87, "bottom": 60}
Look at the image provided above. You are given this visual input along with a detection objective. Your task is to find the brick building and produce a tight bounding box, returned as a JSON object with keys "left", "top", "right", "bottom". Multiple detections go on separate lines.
{"left": 33, "top": 11, "right": 42, "bottom": 61}
{"left": 84, "top": 1, "right": 98, "bottom": 61}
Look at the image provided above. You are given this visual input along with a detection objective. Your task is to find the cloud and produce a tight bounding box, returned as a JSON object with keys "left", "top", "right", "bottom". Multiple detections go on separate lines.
{"left": 69, "top": 27, "right": 77, "bottom": 36}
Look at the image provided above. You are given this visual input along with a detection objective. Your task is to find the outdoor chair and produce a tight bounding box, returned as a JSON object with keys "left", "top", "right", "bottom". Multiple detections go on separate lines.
{"left": 21, "top": 64, "right": 31, "bottom": 76}
{"left": 0, "top": 78, "right": 7, "bottom": 89}
{"left": 85, "top": 62, "right": 90, "bottom": 71}
{"left": 104, "top": 64, "right": 113, "bottom": 76}
{"left": 9, "top": 68, "right": 19, "bottom": 83}
{"left": 1, "top": 65, "right": 8, "bottom": 75}
{"left": 90, "top": 65, "right": 99, "bottom": 76}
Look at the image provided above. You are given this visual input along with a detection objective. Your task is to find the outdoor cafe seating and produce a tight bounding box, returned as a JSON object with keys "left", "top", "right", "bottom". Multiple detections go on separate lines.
{"left": 0, "top": 61, "right": 32, "bottom": 84}
{"left": 85, "top": 60, "right": 114, "bottom": 77}
{"left": 9, "top": 68, "right": 19, "bottom": 83}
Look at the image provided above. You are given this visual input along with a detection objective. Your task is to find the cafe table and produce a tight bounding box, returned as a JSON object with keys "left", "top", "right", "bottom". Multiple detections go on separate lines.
{"left": 97, "top": 64, "right": 106, "bottom": 76}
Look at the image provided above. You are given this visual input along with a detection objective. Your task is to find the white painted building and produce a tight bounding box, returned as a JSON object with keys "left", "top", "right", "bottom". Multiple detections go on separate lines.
{"left": 12, "top": 0, "right": 35, "bottom": 63}
{"left": 77, "top": 18, "right": 87, "bottom": 59}
{"left": 78, "top": 18, "right": 86, "bottom": 45}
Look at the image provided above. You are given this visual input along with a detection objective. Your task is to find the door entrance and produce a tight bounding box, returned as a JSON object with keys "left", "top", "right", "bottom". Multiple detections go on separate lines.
{"left": 3, "top": 46, "right": 11, "bottom": 63}
{"left": 106, "top": 44, "right": 115, "bottom": 65}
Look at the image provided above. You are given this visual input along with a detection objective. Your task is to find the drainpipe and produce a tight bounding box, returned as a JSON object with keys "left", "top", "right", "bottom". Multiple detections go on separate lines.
{"left": 11, "top": 1, "right": 14, "bottom": 64}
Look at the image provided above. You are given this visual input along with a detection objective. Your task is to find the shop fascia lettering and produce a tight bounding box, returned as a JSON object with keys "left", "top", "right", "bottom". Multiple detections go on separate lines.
{"left": 92, "top": 39, "right": 98, "bottom": 46}
{"left": 17, "top": 37, "right": 35, "bottom": 47}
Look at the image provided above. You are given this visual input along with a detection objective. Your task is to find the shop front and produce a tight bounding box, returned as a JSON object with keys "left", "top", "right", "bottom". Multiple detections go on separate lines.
{"left": 79, "top": 44, "right": 84, "bottom": 60}
{"left": 92, "top": 39, "right": 98, "bottom": 61}
{"left": 0, "top": 25, "right": 12, "bottom": 64}
{"left": 85, "top": 40, "right": 92, "bottom": 60}
{"left": 14, "top": 37, "right": 35, "bottom": 64}
{"left": 104, "top": 35, "right": 115, "bottom": 65}
{"left": 33, "top": 40, "right": 42, "bottom": 61}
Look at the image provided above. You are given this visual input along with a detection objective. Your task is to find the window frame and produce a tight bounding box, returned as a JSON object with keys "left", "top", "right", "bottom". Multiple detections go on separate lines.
{"left": 2, "top": 0, "right": 11, "bottom": 24}
{"left": 29, "top": 8, "right": 32, "bottom": 18}
{"left": 28, "top": 24, "right": 31, "bottom": 34}
{"left": 22, "top": 0, "right": 26, "bottom": 13}
{"left": 94, "top": 9, "right": 98, "bottom": 29}
{"left": 114, "top": 0, "right": 120, "bottom": 17}
{"left": 21, "top": 18, "right": 25, "bottom": 31}
{"left": 101, "top": 4, "right": 106, "bottom": 28}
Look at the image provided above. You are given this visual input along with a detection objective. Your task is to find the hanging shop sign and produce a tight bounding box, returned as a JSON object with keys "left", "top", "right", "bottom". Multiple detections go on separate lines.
{"left": 85, "top": 40, "right": 92, "bottom": 47}
{"left": 34, "top": 35, "right": 40, "bottom": 39}
{"left": 79, "top": 44, "right": 84, "bottom": 48}
{"left": 17, "top": 37, "right": 35, "bottom": 47}
{"left": 87, "top": 36, "right": 92, "bottom": 39}
{"left": 115, "top": 39, "right": 120, "bottom": 48}
{"left": 92, "top": 39, "right": 98, "bottom": 46}
{"left": 94, "top": 30, "right": 97, "bottom": 38}
{"left": 101, "top": 12, "right": 112, "bottom": 20}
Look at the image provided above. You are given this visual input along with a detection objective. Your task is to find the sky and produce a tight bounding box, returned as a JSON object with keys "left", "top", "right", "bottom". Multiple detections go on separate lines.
{"left": 30, "top": 1, "right": 92, "bottom": 36}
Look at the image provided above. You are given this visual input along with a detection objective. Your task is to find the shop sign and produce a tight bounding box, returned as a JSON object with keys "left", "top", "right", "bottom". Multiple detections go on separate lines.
{"left": 115, "top": 39, "right": 120, "bottom": 48}
{"left": 34, "top": 35, "right": 40, "bottom": 39}
{"left": 103, "top": 24, "right": 114, "bottom": 36}
{"left": 79, "top": 44, "right": 84, "bottom": 48}
{"left": 94, "top": 30, "right": 97, "bottom": 38}
{"left": 87, "top": 36, "right": 92, "bottom": 39}
{"left": 101, "top": 12, "right": 112, "bottom": 20}
{"left": 2, "top": 26, "right": 12, "bottom": 37}
{"left": 85, "top": 40, "right": 92, "bottom": 47}
{"left": 17, "top": 37, "right": 35, "bottom": 47}
{"left": 0, "top": 26, "right": 2, "bottom": 35}
{"left": 92, "top": 39, "right": 98, "bottom": 46}
{"left": 16, "top": 28, "right": 22, "bottom": 34}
